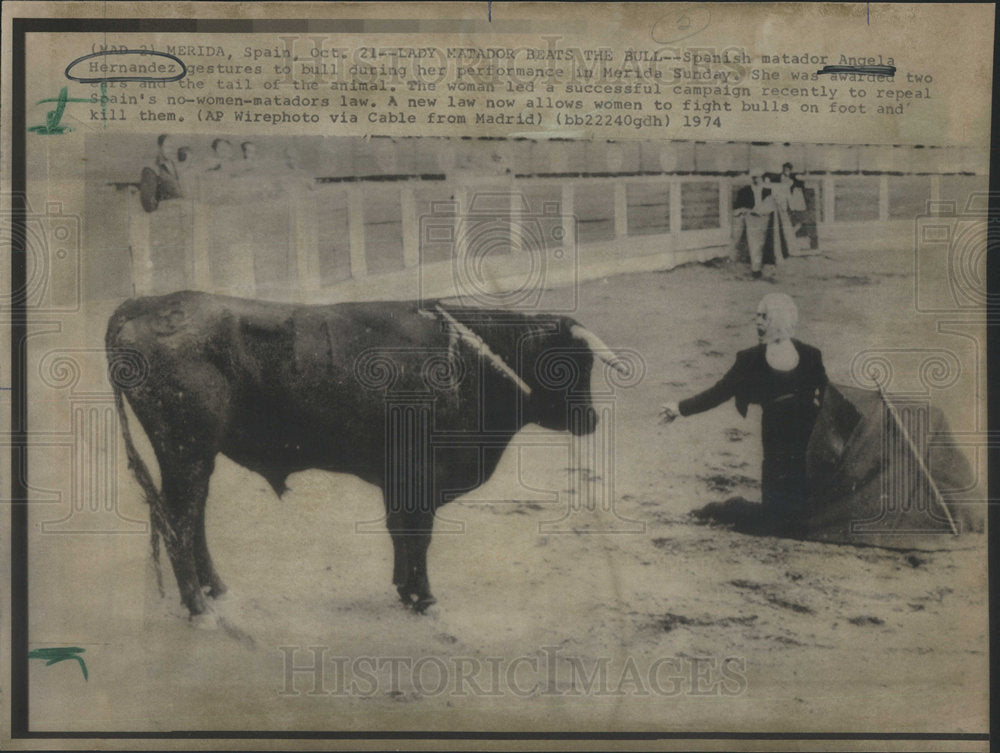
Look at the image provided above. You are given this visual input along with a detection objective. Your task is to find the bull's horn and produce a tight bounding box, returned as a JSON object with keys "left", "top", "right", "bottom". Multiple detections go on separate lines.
{"left": 570, "top": 325, "right": 628, "bottom": 375}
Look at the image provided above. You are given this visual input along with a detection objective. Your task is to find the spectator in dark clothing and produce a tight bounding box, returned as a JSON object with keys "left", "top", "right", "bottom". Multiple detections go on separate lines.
{"left": 779, "top": 162, "right": 818, "bottom": 251}
{"left": 207, "top": 138, "right": 237, "bottom": 172}
{"left": 154, "top": 134, "right": 183, "bottom": 197}
{"left": 732, "top": 169, "right": 775, "bottom": 278}
{"left": 241, "top": 141, "right": 258, "bottom": 161}
{"left": 772, "top": 162, "right": 805, "bottom": 254}
{"left": 780, "top": 162, "right": 806, "bottom": 209}
{"left": 139, "top": 134, "right": 184, "bottom": 212}
{"left": 661, "top": 293, "right": 828, "bottom": 533}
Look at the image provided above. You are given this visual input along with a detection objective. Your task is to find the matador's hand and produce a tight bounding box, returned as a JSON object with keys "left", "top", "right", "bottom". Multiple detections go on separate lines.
{"left": 659, "top": 402, "right": 680, "bottom": 424}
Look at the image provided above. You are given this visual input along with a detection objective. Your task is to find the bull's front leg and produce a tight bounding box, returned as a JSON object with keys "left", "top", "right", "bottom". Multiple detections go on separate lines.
{"left": 390, "top": 525, "right": 407, "bottom": 591}
{"left": 402, "top": 529, "right": 436, "bottom": 613}
{"left": 387, "top": 510, "right": 436, "bottom": 613}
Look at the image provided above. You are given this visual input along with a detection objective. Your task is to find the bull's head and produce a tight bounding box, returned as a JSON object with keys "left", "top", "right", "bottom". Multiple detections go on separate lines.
{"left": 525, "top": 321, "right": 627, "bottom": 436}
{"left": 432, "top": 306, "right": 627, "bottom": 437}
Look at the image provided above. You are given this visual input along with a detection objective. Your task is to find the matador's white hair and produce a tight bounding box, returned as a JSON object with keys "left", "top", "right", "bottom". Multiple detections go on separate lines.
{"left": 757, "top": 293, "right": 798, "bottom": 343}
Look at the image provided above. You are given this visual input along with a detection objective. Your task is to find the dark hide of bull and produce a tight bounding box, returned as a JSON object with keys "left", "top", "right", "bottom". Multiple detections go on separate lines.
{"left": 106, "top": 291, "right": 600, "bottom": 618}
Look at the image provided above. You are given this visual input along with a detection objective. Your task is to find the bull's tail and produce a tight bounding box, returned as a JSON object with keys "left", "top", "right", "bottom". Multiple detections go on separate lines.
{"left": 111, "top": 387, "right": 167, "bottom": 596}
{"left": 106, "top": 303, "right": 170, "bottom": 597}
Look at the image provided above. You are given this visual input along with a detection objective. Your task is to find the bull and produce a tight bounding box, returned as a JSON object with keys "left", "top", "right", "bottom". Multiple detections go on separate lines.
{"left": 105, "top": 291, "right": 625, "bottom": 619}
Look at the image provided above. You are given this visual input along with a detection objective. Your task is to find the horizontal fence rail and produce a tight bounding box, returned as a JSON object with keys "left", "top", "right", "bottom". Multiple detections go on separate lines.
{"left": 89, "top": 137, "right": 985, "bottom": 306}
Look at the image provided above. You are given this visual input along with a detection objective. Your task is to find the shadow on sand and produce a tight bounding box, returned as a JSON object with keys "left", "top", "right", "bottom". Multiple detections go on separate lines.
{"left": 690, "top": 496, "right": 791, "bottom": 538}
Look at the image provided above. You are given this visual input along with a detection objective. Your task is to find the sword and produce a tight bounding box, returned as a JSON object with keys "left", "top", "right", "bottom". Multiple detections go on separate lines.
{"left": 422, "top": 305, "right": 533, "bottom": 397}
{"left": 873, "top": 380, "right": 959, "bottom": 536}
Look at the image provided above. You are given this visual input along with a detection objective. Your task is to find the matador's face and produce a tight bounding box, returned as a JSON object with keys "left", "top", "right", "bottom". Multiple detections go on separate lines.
{"left": 755, "top": 304, "right": 769, "bottom": 338}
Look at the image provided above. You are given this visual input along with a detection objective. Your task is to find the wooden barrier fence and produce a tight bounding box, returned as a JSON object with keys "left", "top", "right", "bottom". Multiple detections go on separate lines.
{"left": 122, "top": 169, "right": 986, "bottom": 305}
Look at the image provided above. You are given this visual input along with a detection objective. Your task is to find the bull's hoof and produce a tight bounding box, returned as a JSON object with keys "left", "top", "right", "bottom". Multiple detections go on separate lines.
{"left": 397, "top": 588, "right": 437, "bottom": 614}
{"left": 207, "top": 583, "right": 229, "bottom": 601}
{"left": 190, "top": 611, "right": 219, "bottom": 630}
{"left": 412, "top": 596, "right": 437, "bottom": 615}
{"left": 186, "top": 592, "right": 209, "bottom": 618}
{"left": 397, "top": 587, "right": 413, "bottom": 608}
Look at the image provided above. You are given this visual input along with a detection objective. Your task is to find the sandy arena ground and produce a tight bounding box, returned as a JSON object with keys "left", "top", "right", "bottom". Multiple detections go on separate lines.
{"left": 23, "top": 243, "right": 988, "bottom": 736}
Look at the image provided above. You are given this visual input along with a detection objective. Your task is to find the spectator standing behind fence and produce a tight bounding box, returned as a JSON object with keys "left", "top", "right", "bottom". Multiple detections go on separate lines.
{"left": 760, "top": 171, "right": 793, "bottom": 269}
{"left": 138, "top": 134, "right": 185, "bottom": 213}
{"left": 781, "top": 162, "right": 807, "bottom": 214}
{"left": 175, "top": 145, "right": 197, "bottom": 183}
{"left": 206, "top": 138, "right": 237, "bottom": 173}
{"left": 660, "top": 293, "right": 828, "bottom": 535}
{"left": 732, "top": 168, "right": 775, "bottom": 279}
{"left": 228, "top": 141, "right": 260, "bottom": 178}
{"left": 786, "top": 162, "right": 815, "bottom": 250}
{"left": 772, "top": 162, "right": 806, "bottom": 254}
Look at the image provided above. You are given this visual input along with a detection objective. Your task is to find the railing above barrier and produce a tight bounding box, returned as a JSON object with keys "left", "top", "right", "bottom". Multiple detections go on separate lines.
{"left": 120, "top": 168, "right": 985, "bottom": 304}
{"left": 124, "top": 171, "right": 733, "bottom": 302}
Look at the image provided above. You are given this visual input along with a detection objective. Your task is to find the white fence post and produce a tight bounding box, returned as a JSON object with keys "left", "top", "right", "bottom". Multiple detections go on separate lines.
{"left": 401, "top": 184, "right": 419, "bottom": 268}
{"left": 719, "top": 177, "right": 732, "bottom": 233}
{"left": 509, "top": 182, "right": 523, "bottom": 256}
{"left": 823, "top": 176, "right": 836, "bottom": 223}
{"left": 347, "top": 184, "right": 368, "bottom": 279}
{"left": 290, "top": 187, "right": 320, "bottom": 300}
{"left": 561, "top": 182, "right": 576, "bottom": 252}
{"left": 669, "top": 177, "right": 683, "bottom": 233}
{"left": 453, "top": 184, "right": 468, "bottom": 298}
{"left": 190, "top": 200, "right": 213, "bottom": 291}
{"left": 613, "top": 181, "right": 628, "bottom": 238}
{"left": 127, "top": 197, "right": 153, "bottom": 296}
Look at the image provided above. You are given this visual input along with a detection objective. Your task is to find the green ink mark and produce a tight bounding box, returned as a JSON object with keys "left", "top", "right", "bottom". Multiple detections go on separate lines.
{"left": 28, "top": 646, "right": 88, "bottom": 681}
{"left": 29, "top": 87, "right": 90, "bottom": 135}
{"left": 101, "top": 81, "right": 107, "bottom": 123}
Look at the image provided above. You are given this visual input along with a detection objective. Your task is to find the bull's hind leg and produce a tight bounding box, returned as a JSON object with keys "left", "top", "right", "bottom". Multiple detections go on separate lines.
{"left": 156, "top": 392, "right": 228, "bottom": 615}
{"left": 194, "top": 502, "right": 227, "bottom": 599}
{"left": 160, "top": 454, "right": 217, "bottom": 617}
{"left": 123, "top": 353, "right": 230, "bottom": 621}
